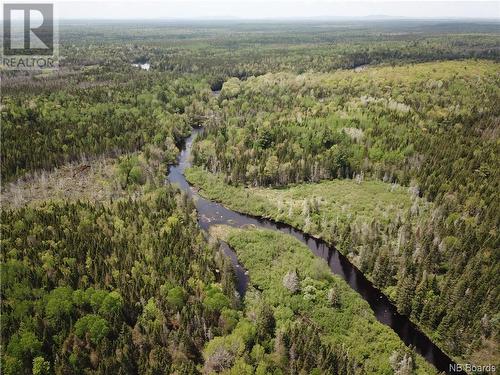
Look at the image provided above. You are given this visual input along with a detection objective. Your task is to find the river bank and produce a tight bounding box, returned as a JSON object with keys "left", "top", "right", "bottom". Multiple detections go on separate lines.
{"left": 167, "top": 127, "right": 465, "bottom": 374}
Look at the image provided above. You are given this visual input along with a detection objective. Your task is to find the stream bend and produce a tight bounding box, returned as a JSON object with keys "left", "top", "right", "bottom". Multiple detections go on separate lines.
{"left": 167, "top": 127, "right": 464, "bottom": 375}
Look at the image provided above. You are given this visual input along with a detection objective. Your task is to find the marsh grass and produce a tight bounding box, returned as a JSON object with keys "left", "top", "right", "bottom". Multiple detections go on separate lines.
{"left": 222, "top": 226, "right": 437, "bottom": 374}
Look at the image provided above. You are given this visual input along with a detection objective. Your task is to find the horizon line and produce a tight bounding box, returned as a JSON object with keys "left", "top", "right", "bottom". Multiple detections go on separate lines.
{"left": 53, "top": 16, "right": 500, "bottom": 21}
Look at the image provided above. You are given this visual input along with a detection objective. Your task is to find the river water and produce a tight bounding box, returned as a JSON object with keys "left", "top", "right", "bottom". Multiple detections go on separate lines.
{"left": 167, "top": 127, "right": 464, "bottom": 375}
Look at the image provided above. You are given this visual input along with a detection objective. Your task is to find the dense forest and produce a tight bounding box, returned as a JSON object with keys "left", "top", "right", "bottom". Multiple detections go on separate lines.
{"left": 2, "top": 187, "right": 239, "bottom": 374}
{"left": 189, "top": 60, "right": 500, "bottom": 364}
{"left": 1, "top": 74, "right": 214, "bottom": 182}
{"left": 56, "top": 20, "right": 500, "bottom": 78}
{"left": 1, "top": 19, "right": 499, "bottom": 374}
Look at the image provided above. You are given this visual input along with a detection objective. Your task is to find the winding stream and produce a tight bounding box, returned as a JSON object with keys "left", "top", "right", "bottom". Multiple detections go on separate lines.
{"left": 168, "top": 127, "right": 464, "bottom": 375}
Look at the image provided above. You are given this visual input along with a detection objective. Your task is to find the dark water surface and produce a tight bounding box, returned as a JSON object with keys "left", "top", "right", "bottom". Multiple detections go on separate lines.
{"left": 167, "top": 127, "right": 464, "bottom": 375}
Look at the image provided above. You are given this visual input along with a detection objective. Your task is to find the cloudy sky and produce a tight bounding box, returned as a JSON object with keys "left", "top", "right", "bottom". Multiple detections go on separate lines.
{"left": 7, "top": 0, "right": 500, "bottom": 20}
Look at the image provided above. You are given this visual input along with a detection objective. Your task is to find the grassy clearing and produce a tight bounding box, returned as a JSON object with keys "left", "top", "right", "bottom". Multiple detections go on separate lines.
{"left": 186, "top": 166, "right": 427, "bottom": 253}
{"left": 1, "top": 157, "right": 124, "bottom": 208}
{"left": 215, "top": 225, "right": 437, "bottom": 374}
{"left": 1, "top": 151, "right": 162, "bottom": 209}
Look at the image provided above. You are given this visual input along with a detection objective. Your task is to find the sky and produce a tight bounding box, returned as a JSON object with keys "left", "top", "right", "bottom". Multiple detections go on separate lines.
{"left": 6, "top": 0, "right": 500, "bottom": 20}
